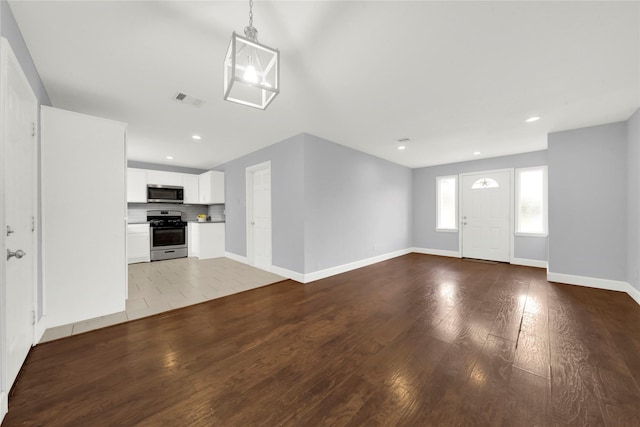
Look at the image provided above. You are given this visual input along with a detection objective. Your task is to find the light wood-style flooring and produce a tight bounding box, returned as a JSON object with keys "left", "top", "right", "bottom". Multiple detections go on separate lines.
{"left": 6, "top": 254, "right": 640, "bottom": 426}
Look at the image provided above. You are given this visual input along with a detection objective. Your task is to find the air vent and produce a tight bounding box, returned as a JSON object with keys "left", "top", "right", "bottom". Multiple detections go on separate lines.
{"left": 174, "top": 92, "right": 206, "bottom": 107}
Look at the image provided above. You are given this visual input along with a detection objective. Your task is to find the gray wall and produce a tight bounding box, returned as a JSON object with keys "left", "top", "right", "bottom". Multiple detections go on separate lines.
{"left": 303, "top": 134, "right": 412, "bottom": 273}
{"left": 628, "top": 108, "right": 640, "bottom": 290}
{"left": 215, "top": 134, "right": 306, "bottom": 273}
{"left": 2, "top": 0, "right": 52, "bottom": 320}
{"left": 548, "top": 122, "right": 627, "bottom": 281}
{"left": 412, "top": 151, "right": 548, "bottom": 261}
{"left": 216, "top": 132, "right": 413, "bottom": 275}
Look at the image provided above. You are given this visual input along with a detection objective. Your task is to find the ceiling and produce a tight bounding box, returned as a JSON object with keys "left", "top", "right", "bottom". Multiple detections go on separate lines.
{"left": 8, "top": 1, "right": 640, "bottom": 170}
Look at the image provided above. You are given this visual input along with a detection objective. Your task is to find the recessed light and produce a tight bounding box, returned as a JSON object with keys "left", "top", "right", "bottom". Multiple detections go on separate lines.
{"left": 398, "top": 145, "right": 406, "bottom": 150}
{"left": 166, "top": 156, "right": 174, "bottom": 160}
{"left": 192, "top": 134, "right": 201, "bottom": 140}
{"left": 473, "top": 151, "right": 481, "bottom": 155}
{"left": 525, "top": 116, "right": 540, "bottom": 123}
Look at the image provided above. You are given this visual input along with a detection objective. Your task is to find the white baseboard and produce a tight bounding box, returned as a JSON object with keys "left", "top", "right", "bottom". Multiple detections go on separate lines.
{"left": 627, "top": 285, "right": 640, "bottom": 306}
{"left": 511, "top": 257, "right": 547, "bottom": 269}
{"left": 35, "top": 315, "right": 47, "bottom": 345}
{"left": 227, "top": 249, "right": 412, "bottom": 284}
{"left": 303, "top": 248, "right": 412, "bottom": 283}
{"left": 547, "top": 271, "right": 640, "bottom": 307}
{"left": 269, "top": 265, "right": 305, "bottom": 283}
{"left": 225, "top": 251, "right": 305, "bottom": 282}
{"left": 411, "top": 247, "right": 461, "bottom": 258}
{"left": 224, "top": 251, "right": 248, "bottom": 264}
{"left": 1, "top": 391, "right": 7, "bottom": 425}
{"left": 547, "top": 272, "right": 629, "bottom": 292}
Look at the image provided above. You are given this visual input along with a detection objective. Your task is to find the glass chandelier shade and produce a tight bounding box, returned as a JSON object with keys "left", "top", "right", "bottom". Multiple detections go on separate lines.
{"left": 224, "top": 26, "right": 280, "bottom": 110}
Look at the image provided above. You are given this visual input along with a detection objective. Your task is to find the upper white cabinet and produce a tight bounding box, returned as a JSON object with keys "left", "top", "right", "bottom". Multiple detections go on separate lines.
{"left": 147, "top": 170, "right": 183, "bottom": 187}
{"left": 199, "top": 171, "right": 225, "bottom": 204}
{"left": 183, "top": 174, "right": 199, "bottom": 204}
{"left": 127, "top": 168, "right": 147, "bottom": 203}
{"left": 125, "top": 167, "right": 223, "bottom": 205}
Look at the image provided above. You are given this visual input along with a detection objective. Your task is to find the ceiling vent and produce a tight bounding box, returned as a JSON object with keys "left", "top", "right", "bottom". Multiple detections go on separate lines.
{"left": 174, "top": 92, "right": 205, "bottom": 107}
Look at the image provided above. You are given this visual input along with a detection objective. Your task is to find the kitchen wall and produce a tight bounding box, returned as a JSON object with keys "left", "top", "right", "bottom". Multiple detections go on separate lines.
{"left": 548, "top": 121, "right": 627, "bottom": 282}
{"left": 627, "top": 108, "right": 640, "bottom": 291}
{"left": 2, "top": 0, "right": 52, "bottom": 321}
{"left": 412, "top": 151, "right": 548, "bottom": 261}
{"left": 303, "top": 134, "right": 412, "bottom": 274}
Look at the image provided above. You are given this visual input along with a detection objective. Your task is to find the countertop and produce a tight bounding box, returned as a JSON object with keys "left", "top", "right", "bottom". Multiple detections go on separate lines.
{"left": 127, "top": 220, "right": 225, "bottom": 224}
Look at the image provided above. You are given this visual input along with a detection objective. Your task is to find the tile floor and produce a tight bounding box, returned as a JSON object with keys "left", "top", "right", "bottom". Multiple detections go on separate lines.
{"left": 39, "top": 257, "right": 285, "bottom": 343}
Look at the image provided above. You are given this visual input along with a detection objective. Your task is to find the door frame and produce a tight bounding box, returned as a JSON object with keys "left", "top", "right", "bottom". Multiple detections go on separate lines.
{"left": 0, "top": 37, "right": 39, "bottom": 421}
{"left": 245, "top": 161, "right": 272, "bottom": 267}
{"left": 458, "top": 168, "right": 514, "bottom": 262}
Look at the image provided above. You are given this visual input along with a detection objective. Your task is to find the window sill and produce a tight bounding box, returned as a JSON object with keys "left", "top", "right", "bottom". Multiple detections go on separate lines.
{"left": 435, "top": 228, "right": 458, "bottom": 233}
{"left": 514, "top": 232, "right": 548, "bottom": 237}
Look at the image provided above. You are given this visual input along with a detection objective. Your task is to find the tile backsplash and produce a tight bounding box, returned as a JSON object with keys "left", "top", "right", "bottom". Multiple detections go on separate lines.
{"left": 128, "top": 203, "right": 225, "bottom": 223}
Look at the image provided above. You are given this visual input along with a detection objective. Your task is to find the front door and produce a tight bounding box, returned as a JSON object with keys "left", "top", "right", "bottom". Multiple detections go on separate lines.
{"left": 1, "top": 38, "right": 38, "bottom": 394}
{"left": 461, "top": 170, "right": 511, "bottom": 262}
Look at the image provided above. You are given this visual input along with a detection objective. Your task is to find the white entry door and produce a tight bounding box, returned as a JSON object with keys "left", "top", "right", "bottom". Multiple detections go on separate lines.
{"left": 461, "top": 170, "right": 511, "bottom": 262}
{"left": 246, "top": 162, "right": 272, "bottom": 269}
{"left": 1, "top": 38, "right": 37, "bottom": 395}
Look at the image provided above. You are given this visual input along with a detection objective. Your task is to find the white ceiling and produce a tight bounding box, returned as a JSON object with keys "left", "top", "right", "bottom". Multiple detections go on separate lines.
{"left": 8, "top": 1, "right": 640, "bottom": 170}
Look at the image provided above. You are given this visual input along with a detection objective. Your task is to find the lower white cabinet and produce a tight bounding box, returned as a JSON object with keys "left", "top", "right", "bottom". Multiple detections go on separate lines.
{"left": 188, "top": 222, "right": 225, "bottom": 259}
{"left": 127, "top": 224, "right": 150, "bottom": 264}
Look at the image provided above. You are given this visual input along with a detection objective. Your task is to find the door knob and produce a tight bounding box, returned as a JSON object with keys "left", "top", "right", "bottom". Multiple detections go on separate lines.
{"left": 7, "top": 249, "right": 26, "bottom": 260}
{"left": 6, "top": 226, "right": 14, "bottom": 236}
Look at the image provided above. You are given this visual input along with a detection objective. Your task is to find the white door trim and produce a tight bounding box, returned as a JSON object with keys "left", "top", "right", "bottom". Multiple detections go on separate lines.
{"left": 245, "top": 161, "right": 271, "bottom": 267}
{"left": 0, "top": 36, "right": 39, "bottom": 423}
{"left": 458, "top": 168, "right": 514, "bottom": 262}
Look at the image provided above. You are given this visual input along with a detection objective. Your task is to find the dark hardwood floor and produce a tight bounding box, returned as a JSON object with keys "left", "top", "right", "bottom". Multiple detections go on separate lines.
{"left": 4, "top": 254, "right": 640, "bottom": 426}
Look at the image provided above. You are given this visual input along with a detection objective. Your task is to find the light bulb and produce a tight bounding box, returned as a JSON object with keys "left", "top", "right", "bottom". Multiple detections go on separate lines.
{"left": 244, "top": 65, "right": 258, "bottom": 83}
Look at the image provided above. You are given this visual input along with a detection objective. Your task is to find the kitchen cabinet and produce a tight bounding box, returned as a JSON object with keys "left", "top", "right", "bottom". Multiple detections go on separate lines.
{"left": 127, "top": 224, "right": 150, "bottom": 264}
{"left": 188, "top": 222, "right": 225, "bottom": 259}
{"left": 183, "top": 174, "right": 199, "bottom": 204}
{"left": 127, "top": 168, "right": 147, "bottom": 203}
{"left": 147, "top": 170, "right": 183, "bottom": 187}
{"left": 199, "top": 171, "right": 225, "bottom": 204}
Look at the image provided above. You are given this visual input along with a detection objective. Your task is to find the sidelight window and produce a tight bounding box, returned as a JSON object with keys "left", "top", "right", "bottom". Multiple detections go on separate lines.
{"left": 516, "top": 166, "right": 548, "bottom": 235}
{"left": 436, "top": 175, "right": 458, "bottom": 231}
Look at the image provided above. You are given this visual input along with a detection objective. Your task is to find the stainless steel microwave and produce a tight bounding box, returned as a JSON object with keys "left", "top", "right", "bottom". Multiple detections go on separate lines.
{"left": 147, "top": 185, "right": 184, "bottom": 204}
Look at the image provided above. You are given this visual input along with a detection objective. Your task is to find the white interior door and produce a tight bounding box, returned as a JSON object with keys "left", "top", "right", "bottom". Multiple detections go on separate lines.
{"left": 246, "top": 162, "right": 272, "bottom": 269}
{"left": 1, "top": 38, "right": 37, "bottom": 395}
{"left": 461, "top": 170, "right": 511, "bottom": 262}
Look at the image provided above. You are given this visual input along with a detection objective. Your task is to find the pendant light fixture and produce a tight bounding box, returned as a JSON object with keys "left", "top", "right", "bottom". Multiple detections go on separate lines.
{"left": 224, "top": 0, "right": 280, "bottom": 110}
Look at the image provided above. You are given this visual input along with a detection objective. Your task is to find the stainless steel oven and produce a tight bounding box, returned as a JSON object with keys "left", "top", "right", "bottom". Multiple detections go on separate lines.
{"left": 147, "top": 210, "right": 188, "bottom": 261}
